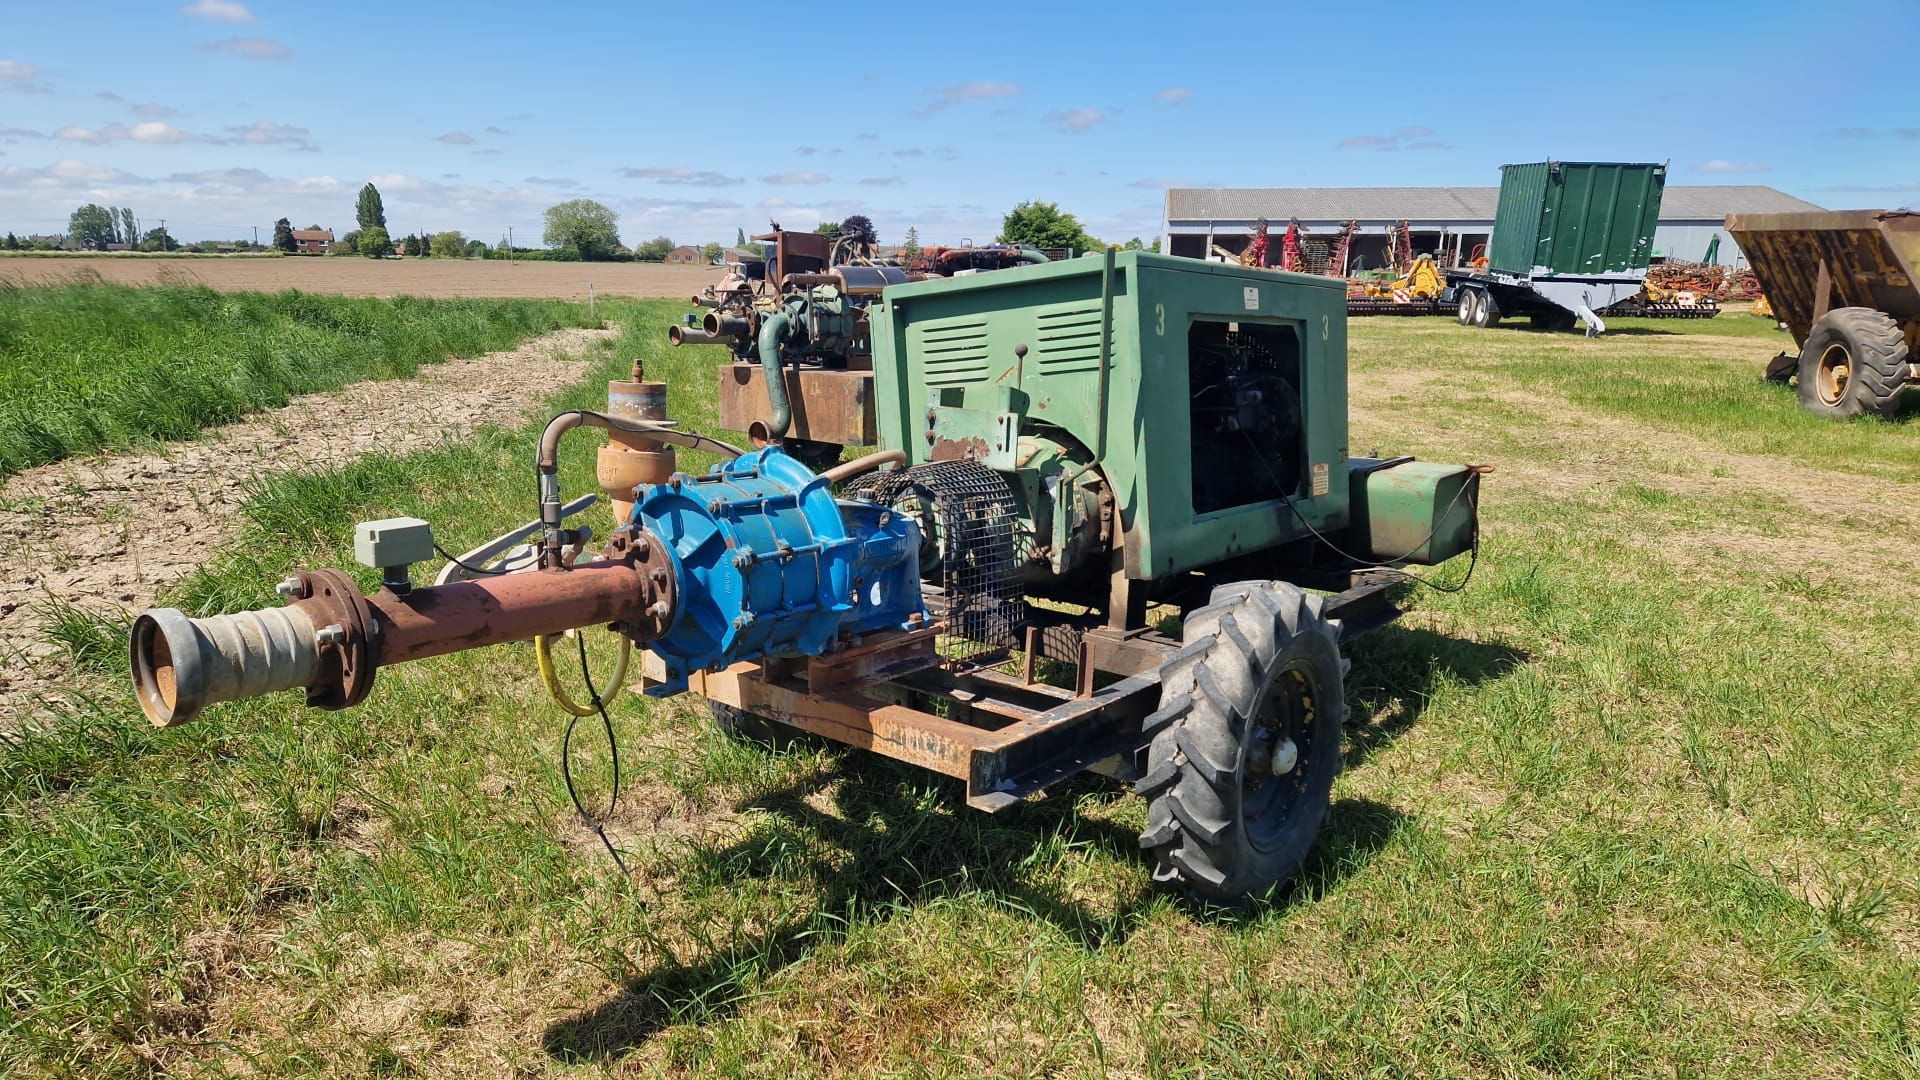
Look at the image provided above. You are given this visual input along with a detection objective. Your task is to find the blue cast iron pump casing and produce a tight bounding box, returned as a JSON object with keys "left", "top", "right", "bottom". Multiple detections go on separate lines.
{"left": 628, "top": 446, "right": 925, "bottom": 695}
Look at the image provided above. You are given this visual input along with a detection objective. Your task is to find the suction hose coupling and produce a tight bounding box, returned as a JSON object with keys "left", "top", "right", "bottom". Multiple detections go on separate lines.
{"left": 132, "top": 606, "right": 320, "bottom": 727}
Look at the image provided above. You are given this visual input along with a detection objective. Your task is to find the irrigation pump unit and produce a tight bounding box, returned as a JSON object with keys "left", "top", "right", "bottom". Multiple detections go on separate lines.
{"left": 128, "top": 253, "right": 1483, "bottom": 906}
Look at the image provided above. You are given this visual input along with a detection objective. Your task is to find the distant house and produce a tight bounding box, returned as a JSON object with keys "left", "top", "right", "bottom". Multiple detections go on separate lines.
{"left": 27, "top": 233, "right": 64, "bottom": 248}
{"left": 290, "top": 228, "right": 334, "bottom": 254}
{"left": 666, "top": 245, "right": 704, "bottom": 265}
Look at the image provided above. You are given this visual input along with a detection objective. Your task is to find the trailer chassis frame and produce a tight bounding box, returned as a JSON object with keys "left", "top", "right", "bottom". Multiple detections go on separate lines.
{"left": 688, "top": 575, "right": 1401, "bottom": 811}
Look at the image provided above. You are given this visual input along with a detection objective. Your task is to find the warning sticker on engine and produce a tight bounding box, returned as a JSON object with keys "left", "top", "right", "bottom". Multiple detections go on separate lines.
{"left": 1242, "top": 285, "right": 1260, "bottom": 311}
{"left": 1311, "top": 462, "right": 1330, "bottom": 496}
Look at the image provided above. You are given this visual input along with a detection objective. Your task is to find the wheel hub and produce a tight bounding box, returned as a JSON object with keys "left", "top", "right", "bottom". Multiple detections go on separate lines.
{"left": 1817, "top": 342, "right": 1853, "bottom": 405}
{"left": 1244, "top": 668, "right": 1315, "bottom": 850}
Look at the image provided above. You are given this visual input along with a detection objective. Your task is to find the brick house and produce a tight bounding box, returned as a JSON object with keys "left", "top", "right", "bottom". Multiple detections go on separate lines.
{"left": 666, "top": 245, "right": 704, "bottom": 265}
{"left": 290, "top": 228, "right": 334, "bottom": 254}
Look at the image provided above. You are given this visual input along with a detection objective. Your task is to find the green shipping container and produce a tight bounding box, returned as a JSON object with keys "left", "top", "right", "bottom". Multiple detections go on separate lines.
{"left": 1488, "top": 161, "right": 1666, "bottom": 279}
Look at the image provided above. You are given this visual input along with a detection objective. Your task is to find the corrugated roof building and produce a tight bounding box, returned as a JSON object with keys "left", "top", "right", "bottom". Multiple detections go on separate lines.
{"left": 1161, "top": 185, "right": 1822, "bottom": 270}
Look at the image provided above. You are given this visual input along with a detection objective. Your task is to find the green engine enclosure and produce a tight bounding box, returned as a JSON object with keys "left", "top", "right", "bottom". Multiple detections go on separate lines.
{"left": 870, "top": 252, "right": 1356, "bottom": 582}
{"left": 1346, "top": 458, "right": 1479, "bottom": 566}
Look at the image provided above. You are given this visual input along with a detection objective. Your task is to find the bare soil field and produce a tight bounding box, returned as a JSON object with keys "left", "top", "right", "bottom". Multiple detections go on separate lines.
{"left": 0, "top": 326, "right": 611, "bottom": 727}
{"left": 0, "top": 255, "right": 715, "bottom": 300}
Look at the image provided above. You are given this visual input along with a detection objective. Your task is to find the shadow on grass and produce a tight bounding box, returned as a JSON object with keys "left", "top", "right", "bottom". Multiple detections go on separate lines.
{"left": 540, "top": 758, "right": 1405, "bottom": 1062}
{"left": 1342, "top": 623, "right": 1528, "bottom": 770}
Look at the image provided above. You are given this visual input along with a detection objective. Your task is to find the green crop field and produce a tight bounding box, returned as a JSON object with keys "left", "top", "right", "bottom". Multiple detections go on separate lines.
{"left": 0, "top": 281, "right": 598, "bottom": 477}
{"left": 2, "top": 303, "right": 1916, "bottom": 1077}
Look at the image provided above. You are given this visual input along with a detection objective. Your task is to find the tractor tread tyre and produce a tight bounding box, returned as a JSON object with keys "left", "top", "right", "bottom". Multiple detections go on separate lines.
{"left": 1137, "top": 581, "right": 1347, "bottom": 907}
{"left": 709, "top": 701, "right": 802, "bottom": 749}
{"left": 1798, "top": 307, "right": 1910, "bottom": 419}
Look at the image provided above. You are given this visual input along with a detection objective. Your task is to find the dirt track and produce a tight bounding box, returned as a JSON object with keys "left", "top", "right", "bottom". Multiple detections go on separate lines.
{"left": 0, "top": 255, "right": 714, "bottom": 300}
{"left": 0, "top": 327, "right": 611, "bottom": 728}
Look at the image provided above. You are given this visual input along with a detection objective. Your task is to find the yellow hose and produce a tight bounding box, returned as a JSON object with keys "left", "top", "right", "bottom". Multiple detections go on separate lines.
{"left": 534, "top": 629, "right": 631, "bottom": 717}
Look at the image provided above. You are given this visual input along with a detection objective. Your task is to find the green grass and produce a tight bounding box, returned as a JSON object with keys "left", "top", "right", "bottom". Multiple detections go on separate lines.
{"left": 0, "top": 281, "right": 599, "bottom": 477}
{"left": 2, "top": 307, "right": 1918, "bottom": 1077}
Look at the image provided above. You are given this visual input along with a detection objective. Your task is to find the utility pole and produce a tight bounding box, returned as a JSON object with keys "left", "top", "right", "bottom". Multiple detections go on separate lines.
{"left": 156, "top": 219, "right": 165, "bottom": 251}
{"left": 508, "top": 225, "right": 514, "bottom": 265}
{"left": 252, "top": 225, "right": 259, "bottom": 248}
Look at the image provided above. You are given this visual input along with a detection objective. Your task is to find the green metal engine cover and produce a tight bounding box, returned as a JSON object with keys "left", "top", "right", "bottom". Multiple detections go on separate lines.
{"left": 1346, "top": 458, "right": 1479, "bottom": 566}
{"left": 869, "top": 252, "right": 1351, "bottom": 582}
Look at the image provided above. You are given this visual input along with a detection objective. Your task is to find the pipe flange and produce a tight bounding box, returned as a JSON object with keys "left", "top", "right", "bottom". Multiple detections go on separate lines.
{"left": 295, "top": 568, "right": 378, "bottom": 710}
{"left": 605, "top": 527, "right": 678, "bottom": 642}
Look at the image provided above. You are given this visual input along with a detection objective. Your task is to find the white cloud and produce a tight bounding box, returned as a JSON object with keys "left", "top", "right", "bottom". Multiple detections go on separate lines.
{"left": 130, "top": 121, "right": 195, "bottom": 143}
{"left": 1337, "top": 126, "right": 1450, "bottom": 151}
{"left": 1046, "top": 108, "right": 1107, "bottom": 134}
{"left": 617, "top": 166, "right": 743, "bottom": 187}
{"left": 1155, "top": 87, "right": 1193, "bottom": 104}
{"left": 436, "top": 131, "right": 475, "bottom": 145}
{"left": 181, "top": 0, "right": 256, "bottom": 21}
{"left": 484, "top": 125, "right": 509, "bottom": 135}
{"left": 1692, "top": 160, "right": 1771, "bottom": 174}
{"left": 224, "top": 120, "right": 315, "bottom": 150}
{"left": 762, "top": 171, "right": 830, "bottom": 185}
{"left": 203, "top": 37, "right": 292, "bottom": 60}
{"left": 0, "top": 59, "right": 48, "bottom": 92}
{"left": 919, "top": 80, "right": 1020, "bottom": 115}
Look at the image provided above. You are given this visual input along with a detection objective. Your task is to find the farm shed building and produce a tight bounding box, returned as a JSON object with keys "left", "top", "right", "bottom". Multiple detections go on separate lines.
{"left": 1161, "top": 185, "right": 1823, "bottom": 271}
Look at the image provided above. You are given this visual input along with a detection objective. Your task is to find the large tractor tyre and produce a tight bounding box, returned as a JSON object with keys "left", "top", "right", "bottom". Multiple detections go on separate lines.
{"left": 709, "top": 701, "right": 803, "bottom": 749}
{"left": 1797, "top": 308, "right": 1910, "bottom": 419}
{"left": 1136, "top": 581, "right": 1349, "bottom": 906}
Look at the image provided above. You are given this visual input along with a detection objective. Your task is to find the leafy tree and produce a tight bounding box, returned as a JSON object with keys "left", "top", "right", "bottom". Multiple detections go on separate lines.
{"left": 464, "top": 239, "right": 488, "bottom": 259}
{"left": 543, "top": 198, "right": 621, "bottom": 260}
{"left": 700, "top": 241, "right": 723, "bottom": 263}
{"left": 139, "top": 227, "right": 178, "bottom": 252}
{"left": 813, "top": 221, "right": 842, "bottom": 240}
{"left": 359, "top": 224, "right": 391, "bottom": 258}
{"left": 901, "top": 226, "right": 921, "bottom": 261}
{"left": 271, "top": 218, "right": 296, "bottom": 253}
{"left": 997, "top": 200, "right": 1103, "bottom": 253}
{"left": 68, "top": 204, "right": 119, "bottom": 249}
{"left": 356, "top": 183, "right": 387, "bottom": 231}
{"left": 431, "top": 230, "right": 467, "bottom": 258}
{"left": 633, "top": 236, "right": 674, "bottom": 262}
{"left": 118, "top": 207, "right": 136, "bottom": 245}
{"left": 735, "top": 227, "right": 746, "bottom": 247}
{"left": 3, "top": 233, "right": 18, "bottom": 251}
{"left": 401, "top": 233, "right": 422, "bottom": 257}
{"left": 336, "top": 229, "right": 362, "bottom": 254}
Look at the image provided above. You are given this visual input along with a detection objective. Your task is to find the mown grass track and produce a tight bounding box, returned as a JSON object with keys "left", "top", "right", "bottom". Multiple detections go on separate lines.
{"left": 2, "top": 305, "right": 1916, "bottom": 1077}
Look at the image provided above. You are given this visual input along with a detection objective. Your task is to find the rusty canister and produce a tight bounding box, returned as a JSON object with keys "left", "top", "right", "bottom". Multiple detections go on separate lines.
{"left": 596, "top": 374, "right": 675, "bottom": 522}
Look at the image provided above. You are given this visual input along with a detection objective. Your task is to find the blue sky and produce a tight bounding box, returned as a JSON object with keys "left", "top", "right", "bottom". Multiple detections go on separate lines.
{"left": 2, "top": 0, "right": 1915, "bottom": 245}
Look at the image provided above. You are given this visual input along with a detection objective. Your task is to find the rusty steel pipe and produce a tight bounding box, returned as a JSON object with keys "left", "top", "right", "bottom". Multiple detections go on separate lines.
{"left": 131, "top": 559, "right": 660, "bottom": 727}
{"left": 702, "top": 311, "right": 752, "bottom": 340}
{"left": 668, "top": 324, "right": 722, "bottom": 346}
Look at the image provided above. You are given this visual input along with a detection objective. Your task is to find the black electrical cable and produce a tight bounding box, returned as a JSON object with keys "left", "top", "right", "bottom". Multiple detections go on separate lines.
{"left": 433, "top": 542, "right": 511, "bottom": 577}
{"left": 561, "top": 631, "right": 629, "bottom": 876}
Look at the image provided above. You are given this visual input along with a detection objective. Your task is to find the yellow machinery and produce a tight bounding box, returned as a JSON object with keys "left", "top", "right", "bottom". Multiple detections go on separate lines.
{"left": 1347, "top": 253, "right": 1447, "bottom": 316}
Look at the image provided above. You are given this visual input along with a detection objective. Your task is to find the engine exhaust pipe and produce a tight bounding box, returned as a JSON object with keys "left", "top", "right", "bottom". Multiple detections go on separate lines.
{"left": 668, "top": 324, "right": 721, "bottom": 346}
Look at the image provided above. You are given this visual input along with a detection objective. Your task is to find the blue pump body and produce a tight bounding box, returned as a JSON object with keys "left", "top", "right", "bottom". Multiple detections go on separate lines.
{"left": 629, "top": 447, "right": 925, "bottom": 695}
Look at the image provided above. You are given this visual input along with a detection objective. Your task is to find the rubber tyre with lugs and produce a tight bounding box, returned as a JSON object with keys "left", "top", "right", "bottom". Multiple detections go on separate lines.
{"left": 1796, "top": 307, "right": 1910, "bottom": 419}
{"left": 1136, "top": 581, "right": 1348, "bottom": 906}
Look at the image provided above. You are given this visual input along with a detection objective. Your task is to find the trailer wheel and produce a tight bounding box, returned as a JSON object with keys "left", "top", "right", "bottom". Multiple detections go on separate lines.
{"left": 1473, "top": 289, "right": 1501, "bottom": 328}
{"left": 709, "top": 701, "right": 802, "bottom": 748}
{"left": 1456, "top": 290, "right": 1477, "bottom": 326}
{"left": 1797, "top": 308, "right": 1911, "bottom": 419}
{"left": 1136, "top": 581, "right": 1348, "bottom": 906}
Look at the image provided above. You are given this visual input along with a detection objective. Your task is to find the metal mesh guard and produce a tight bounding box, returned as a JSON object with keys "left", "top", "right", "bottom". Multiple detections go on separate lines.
{"left": 844, "top": 459, "right": 1023, "bottom": 663}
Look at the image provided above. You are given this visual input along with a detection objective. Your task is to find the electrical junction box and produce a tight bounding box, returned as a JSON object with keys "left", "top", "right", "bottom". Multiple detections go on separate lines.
{"left": 354, "top": 517, "right": 435, "bottom": 570}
